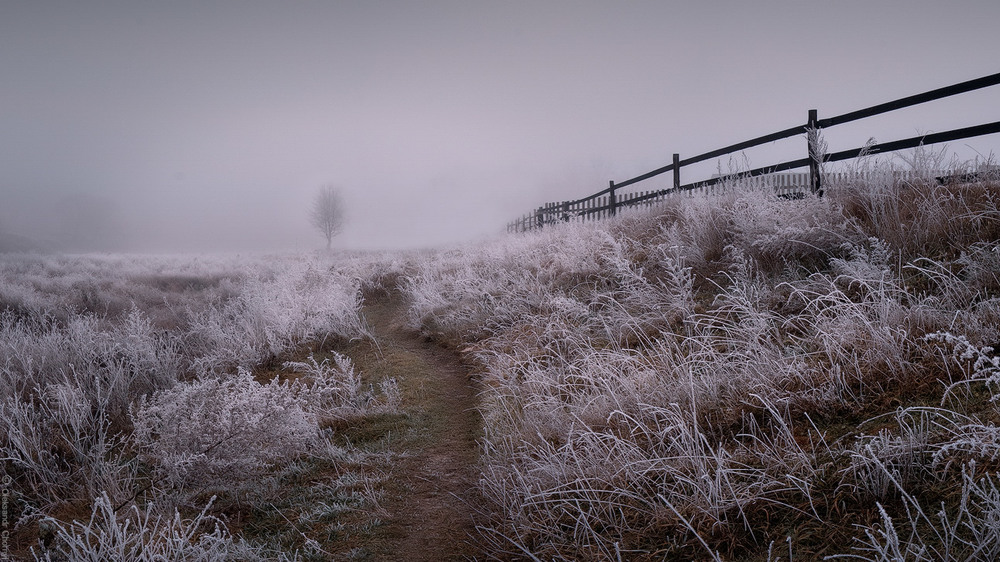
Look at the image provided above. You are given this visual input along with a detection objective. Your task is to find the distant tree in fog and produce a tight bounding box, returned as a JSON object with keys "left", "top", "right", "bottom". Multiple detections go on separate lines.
{"left": 309, "top": 185, "right": 345, "bottom": 250}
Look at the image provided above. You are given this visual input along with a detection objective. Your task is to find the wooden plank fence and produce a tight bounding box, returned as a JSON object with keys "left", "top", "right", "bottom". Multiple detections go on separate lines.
{"left": 507, "top": 71, "right": 1000, "bottom": 234}
{"left": 506, "top": 169, "right": 992, "bottom": 233}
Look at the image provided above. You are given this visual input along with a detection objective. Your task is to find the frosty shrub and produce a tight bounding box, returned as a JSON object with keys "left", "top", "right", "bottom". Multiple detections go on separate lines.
{"left": 0, "top": 251, "right": 397, "bottom": 555}
{"left": 1, "top": 306, "right": 177, "bottom": 510}
{"left": 339, "top": 249, "right": 413, "bottom": 298}
{"left": 283, "top": 352, "right": 400, "bottom": 421}
{"left": 0, "top": 307, "right": 180, "bottom": 418}
{"left": 131, "top": 370, "right": 318, "bottom": 489}
{"left": 1, "top": 382, "right": 138, "bottom": 510}
{"left": 33, "top": 493, "right": 296, "bottom": 562}
{"left": 840, "top": 465, "right": 1000, "bottom": 561}
{"left": 187, "top": 261, "right": 368, "bottom": 375}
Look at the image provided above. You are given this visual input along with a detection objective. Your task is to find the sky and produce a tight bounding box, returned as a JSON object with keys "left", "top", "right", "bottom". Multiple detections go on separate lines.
{"left": 1, "top": 0, "right": 998, "bottom": 253}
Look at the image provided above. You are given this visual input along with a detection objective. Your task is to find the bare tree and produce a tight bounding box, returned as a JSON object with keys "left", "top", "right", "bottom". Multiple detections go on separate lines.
{"left": 310, "top": 185, "right": 346, "bottom": 250}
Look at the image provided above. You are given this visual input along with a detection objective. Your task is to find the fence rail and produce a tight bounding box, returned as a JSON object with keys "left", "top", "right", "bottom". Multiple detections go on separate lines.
{"left": 507, "top": 71, "right": 1000, "bottom": 233}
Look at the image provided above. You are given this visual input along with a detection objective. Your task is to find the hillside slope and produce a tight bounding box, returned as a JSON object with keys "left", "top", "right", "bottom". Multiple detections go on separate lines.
{"left": 403, "top": 164, "right": 1000, "bottom": 560}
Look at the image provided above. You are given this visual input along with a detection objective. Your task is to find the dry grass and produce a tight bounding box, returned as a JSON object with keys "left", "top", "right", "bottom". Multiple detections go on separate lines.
{"left": 403, "top": 154, "right": 1000, "bottom": 559}
{"left": 0, "top": 252, "right": 406, "bottom": 559}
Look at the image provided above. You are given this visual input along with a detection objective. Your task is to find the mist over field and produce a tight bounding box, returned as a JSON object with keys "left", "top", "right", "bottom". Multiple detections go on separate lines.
{"left": 2, "top": 1, "right": 999, "bottom": 253}
{"left": 5, "top": 0, "right": 1000, "bottom": 559}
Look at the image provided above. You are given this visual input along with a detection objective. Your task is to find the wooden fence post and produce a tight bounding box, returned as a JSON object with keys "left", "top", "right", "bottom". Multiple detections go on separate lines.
{"left": 807, "top": 109, "right": 823, "bottom": 196}
{"left": 673, "top": 153, "right": 681, "bottom": 191}
{"left": 535, "top": 207, "right": 544, "bottom": 230}
{"left": 608, "top": 181, "right": 617, "bottom": 216}
{"left": 562, "top": 201, "right": 570, "bottom": 222}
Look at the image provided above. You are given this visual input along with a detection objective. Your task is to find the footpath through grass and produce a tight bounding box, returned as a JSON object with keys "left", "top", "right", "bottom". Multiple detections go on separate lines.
{"left": 314, "top": 291, "right": 485, "bottom": 560}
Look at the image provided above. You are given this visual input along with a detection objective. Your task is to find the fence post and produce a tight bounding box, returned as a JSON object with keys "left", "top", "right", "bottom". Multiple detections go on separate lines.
{"left": 807, "top": 109, "right": 823, "bottom": 196}
{"left": 562, "top": 201, "right": 570, "bottom": 222}
{"left": 535, "top": 207, "right": 544, "bottom": 230}
{"left": 608, "top": 181, "right": 617, "bottom": 216}
{"left": 672, "top": 153, "right": 681, "bottom": 191}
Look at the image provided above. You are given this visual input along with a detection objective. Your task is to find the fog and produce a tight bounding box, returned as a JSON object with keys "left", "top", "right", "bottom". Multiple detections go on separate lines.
{"left": 2, "top": 0, "right": 998, "bottom": 253}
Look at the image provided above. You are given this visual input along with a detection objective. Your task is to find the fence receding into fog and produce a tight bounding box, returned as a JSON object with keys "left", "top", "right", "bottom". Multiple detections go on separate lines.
{"left": 507, "top": 71, "right": 1000, "bottom": 233}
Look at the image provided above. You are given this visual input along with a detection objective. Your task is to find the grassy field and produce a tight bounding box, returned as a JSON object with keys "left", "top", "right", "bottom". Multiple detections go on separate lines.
{"left": 3, "top": 150, "right": 1000, "bottom": 560}
{"left": 401, "top": 153, "right": 1000, "bottom": 560}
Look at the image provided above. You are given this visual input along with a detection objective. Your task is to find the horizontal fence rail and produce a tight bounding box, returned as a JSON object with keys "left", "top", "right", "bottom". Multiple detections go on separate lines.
{"left": 507, "top": 71, "right": 1000, "bottom": 233}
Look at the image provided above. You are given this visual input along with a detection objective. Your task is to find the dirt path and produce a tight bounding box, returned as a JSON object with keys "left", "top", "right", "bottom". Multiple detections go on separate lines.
{"left": 358, "top": 293, "right": 485, "bottom": 561}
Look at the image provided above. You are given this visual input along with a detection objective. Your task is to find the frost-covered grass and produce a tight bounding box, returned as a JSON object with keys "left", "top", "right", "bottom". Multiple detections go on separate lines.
{"left": 34, "top": 493, "right": 300, "bottom": 562}
{"left": 403, "top": 151, "right": 1000, "bottom": 559}
{"left": 0, "top": 251, "right": 403, "bottom": 559}
{"left": 5, "top": 148, "right": 1000, "bottom": 559}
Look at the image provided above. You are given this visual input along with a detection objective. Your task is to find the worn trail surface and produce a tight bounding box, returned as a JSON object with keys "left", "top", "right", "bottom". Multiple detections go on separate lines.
{"left": 357, "top": 293, "right": 484, "bottom": 561}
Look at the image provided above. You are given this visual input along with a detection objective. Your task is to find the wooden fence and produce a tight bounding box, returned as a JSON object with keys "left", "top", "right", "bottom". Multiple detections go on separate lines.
{"left": 508, "top": 71, "right": 1000, "bottom": 233}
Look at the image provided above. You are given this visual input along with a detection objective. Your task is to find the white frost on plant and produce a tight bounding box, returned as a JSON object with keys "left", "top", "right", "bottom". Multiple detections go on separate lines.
{"left": 130, "top": 369, "right": 318, "bottom": 488}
